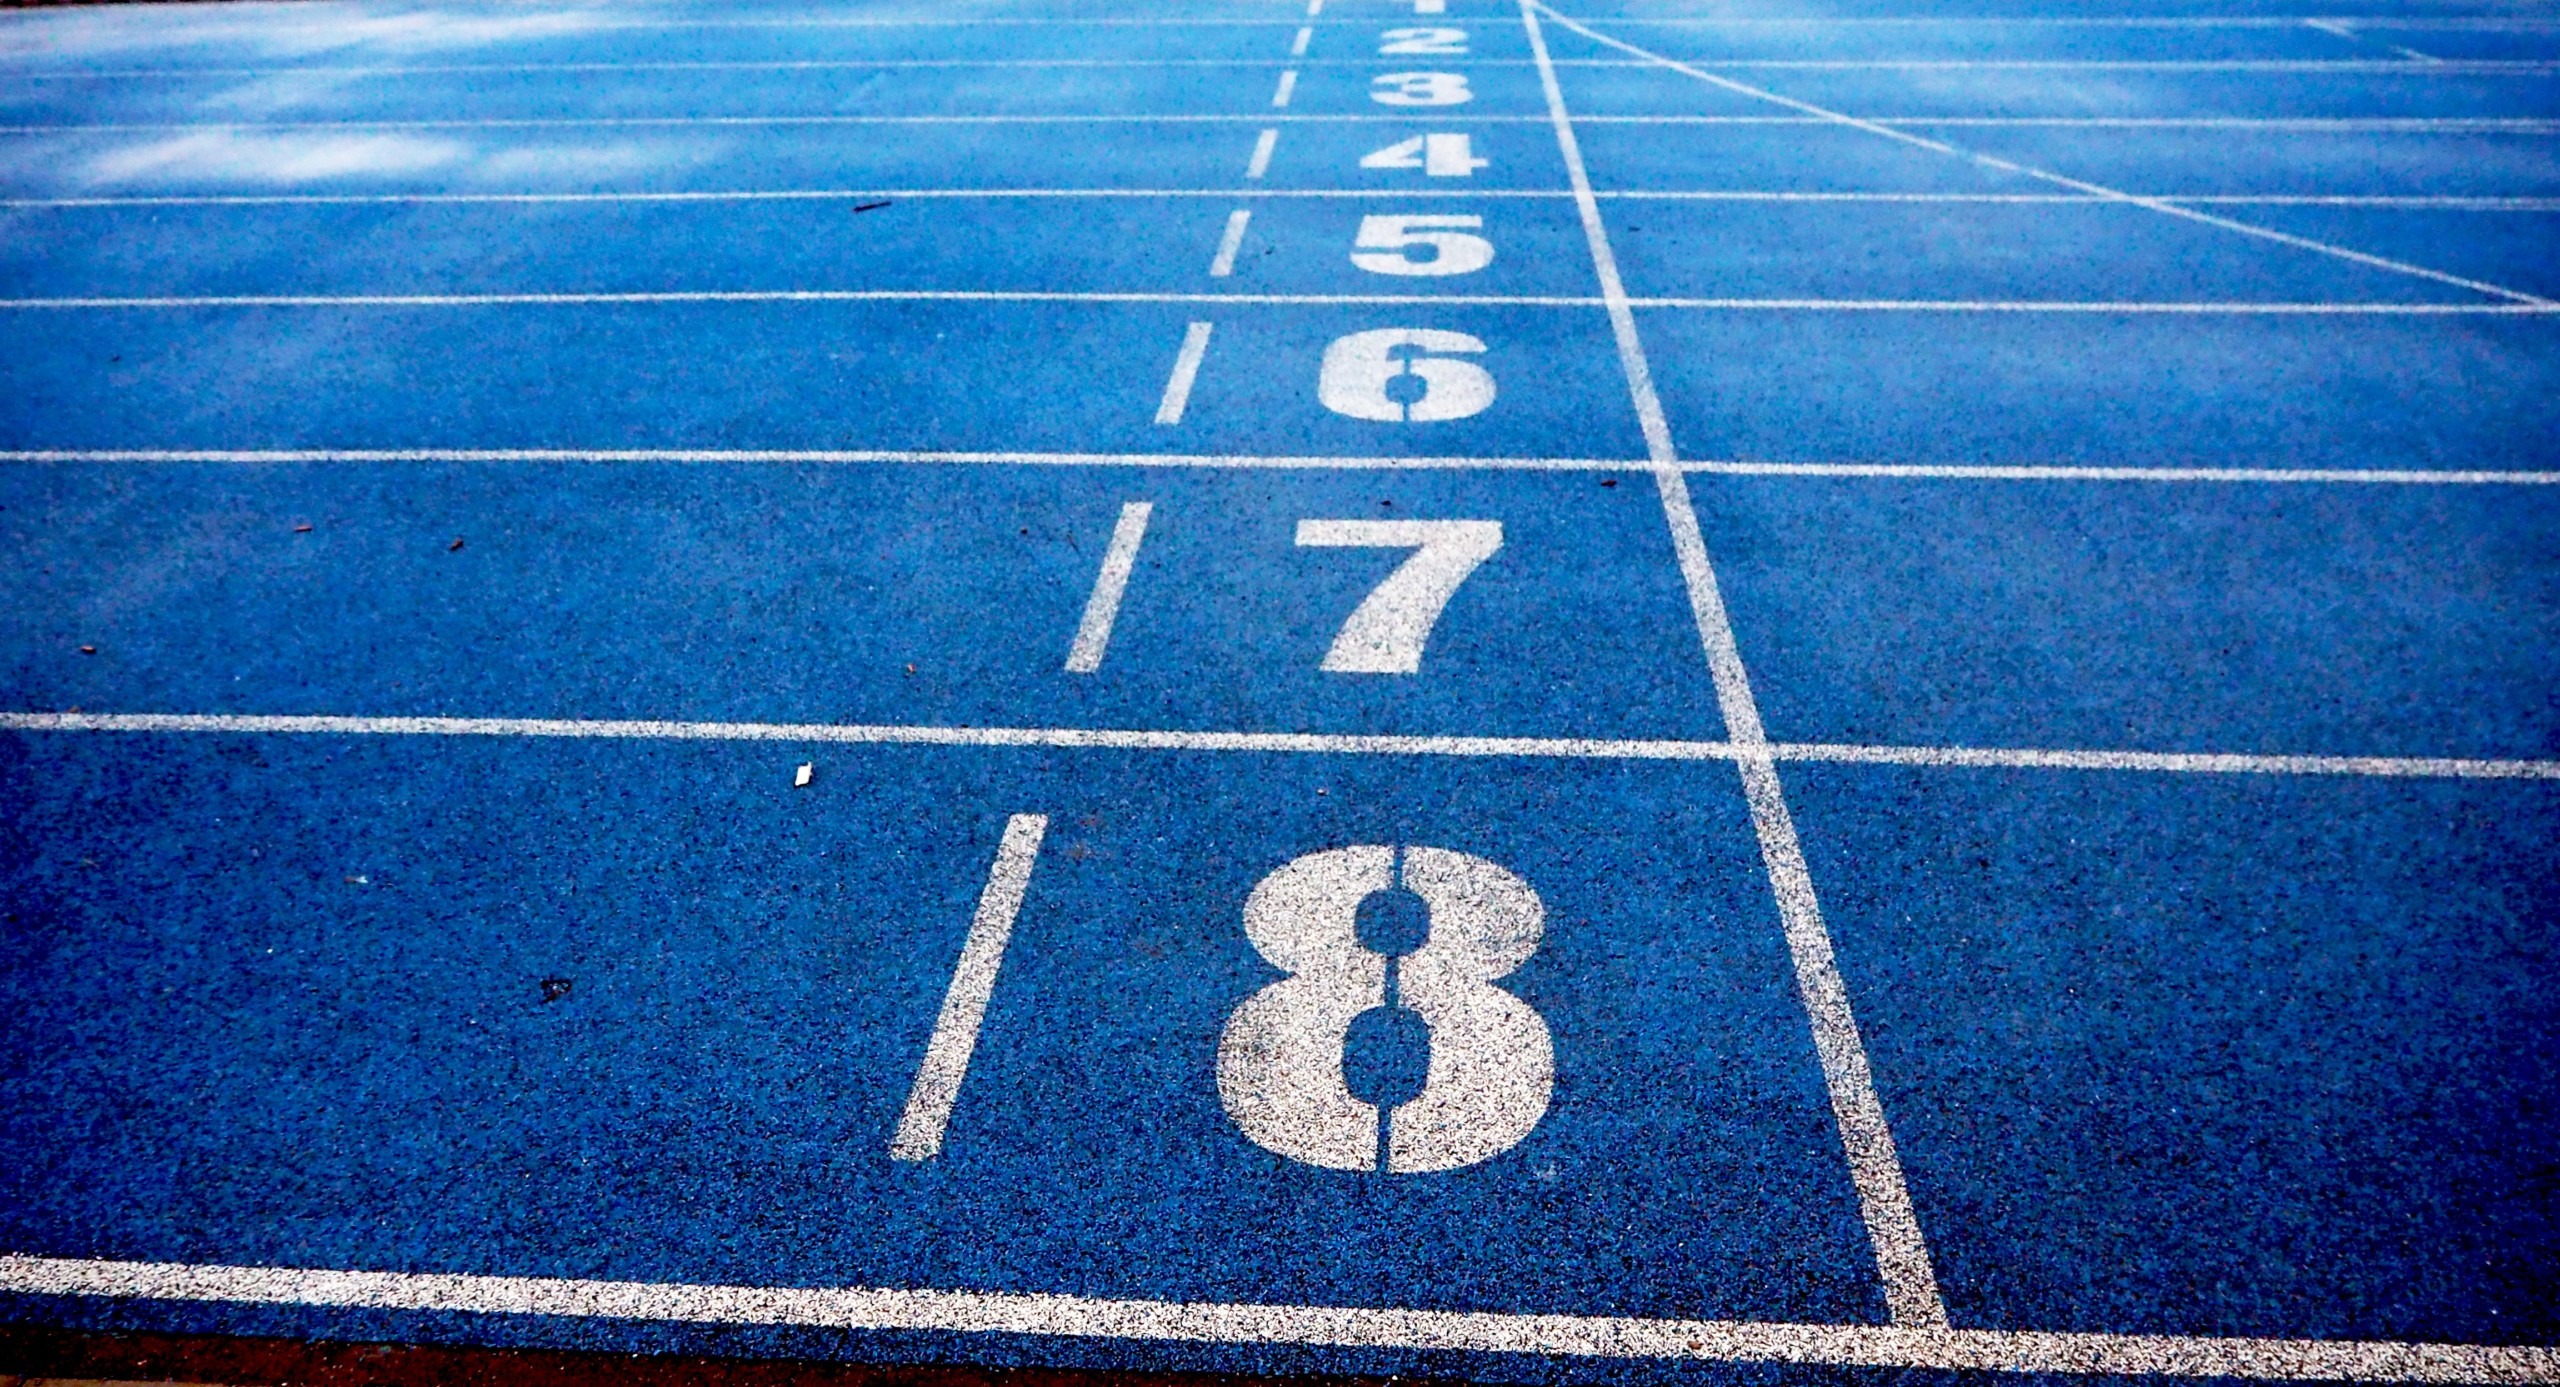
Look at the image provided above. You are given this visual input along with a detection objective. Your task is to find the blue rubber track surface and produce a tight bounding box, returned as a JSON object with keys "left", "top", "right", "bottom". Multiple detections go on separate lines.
{"left": 0, "top": 0, "right": 2556, "bottom": 1382}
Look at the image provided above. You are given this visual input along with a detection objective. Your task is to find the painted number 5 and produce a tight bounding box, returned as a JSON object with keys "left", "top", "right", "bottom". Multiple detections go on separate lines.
{"left": 1351, "top": 214, "right": 1492, "bottom": 277}
{"left": 1318, "top": 328, "right": 1494, "bottom": 424}
{"left": 1218, "top": 845, "right": 1554, "bottom": 1174}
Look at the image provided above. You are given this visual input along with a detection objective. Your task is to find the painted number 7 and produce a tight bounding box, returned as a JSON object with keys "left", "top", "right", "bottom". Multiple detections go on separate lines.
{"left": 1296, "top": 519, "right": 1502, "bottom": 673}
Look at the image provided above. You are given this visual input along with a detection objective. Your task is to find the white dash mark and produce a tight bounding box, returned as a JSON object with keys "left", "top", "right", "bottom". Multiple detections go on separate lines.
{"left": 889, "top": 812, "right": 1048, "bottom": 1162}
{"left": 1272, "top": 69, "right": 1298, "bottom": 107}
{"left": 1305, "top": 0, "right": 1324, "bottom": 16}
{"left": 1154, "top": 321, "right": 1214, "bottom": 425}
{"left": 793, "top": 762, "right": 813, "bottom": 787}
{"left": 1208, "top": 209, "right": 1252, "bottom": 277}
{"left": 1291, "top": 26, "right": 1313, "bottom": 56}
{"left": 1244, "top": 128, "right": 1279, "bottom": 179}
{"left": 1065, "top": 502, "right": 1153, "bottom": 674}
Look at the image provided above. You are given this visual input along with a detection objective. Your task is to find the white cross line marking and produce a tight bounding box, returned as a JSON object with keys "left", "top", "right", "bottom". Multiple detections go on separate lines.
{"left": 8, "top": 191, "right": 2557, "bottom": 210}
{"left": 1064, "top": 502, "right": 1154, "bottom": 674}
{"left": 1533, "top": 3, "right": 2557, "bottom": 308}
{"left": 7, "top": 451, "right": 2558, "bottom": 484}
{"left": 888, "top": 813, "right": 1048, "bottom": 1163}
{"left": 1522, "top": 0, "right": 1948, "bottom": 1328}
{"left": 0, "top": 1256, "right": 2553, "bottom": 1379}
{"left": 7, "top": 292, "right": 2552, "bottom": 312}
{"left": 4, "top": 712, "right": 2556, "bottom": 780}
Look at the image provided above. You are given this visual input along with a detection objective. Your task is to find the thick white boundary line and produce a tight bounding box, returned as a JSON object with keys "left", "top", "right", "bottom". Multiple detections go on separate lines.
{"left": 12, "top": 191, "right": 2558, "bottom": 210}
{"left": 1521, "top": 0, "right": 1948, "bottom": 1329}
{"left": 7, "top": 1256, "right": 2554, "bottom": 1379}
{"left": 7, "top": 292, "right": 2552, "bottom": 313}
{"left": 888, "top": 813, "right": 1047, "bottom": 1163}
{"left": 1533, "top": 3, "right": 2555, "bottom": 308}
{"left": 5, "top": 450, "right": 2557, "bottom": 485}
{"left": 4, "top": 712, "right": 2556, "bottom": 780}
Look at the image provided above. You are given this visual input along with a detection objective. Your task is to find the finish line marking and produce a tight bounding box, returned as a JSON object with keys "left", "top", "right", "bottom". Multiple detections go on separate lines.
{"left": 0, "top": 1256, "right": 2551, "bottom": 1382}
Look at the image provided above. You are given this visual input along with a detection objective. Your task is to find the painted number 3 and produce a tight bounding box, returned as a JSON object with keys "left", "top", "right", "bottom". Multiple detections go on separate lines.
{"left": 1218, "top": 846, "right": 1554, "bottom": 1173}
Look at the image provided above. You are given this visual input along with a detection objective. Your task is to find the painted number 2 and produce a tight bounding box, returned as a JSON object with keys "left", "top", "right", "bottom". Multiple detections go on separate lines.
{"left": 1218, "top": 845, "right": 1554, "bottom": 1173}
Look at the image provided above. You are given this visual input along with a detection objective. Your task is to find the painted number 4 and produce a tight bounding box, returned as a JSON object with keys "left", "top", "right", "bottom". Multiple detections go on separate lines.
{"left": 1360, "top": 133, "right": 1488, "bottom": 177}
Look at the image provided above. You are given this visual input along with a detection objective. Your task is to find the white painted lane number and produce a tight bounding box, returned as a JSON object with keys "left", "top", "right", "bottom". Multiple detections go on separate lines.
{"left": 1317, "top": 328, "right": 1495, "bottom": 424}
{"left": 1218, "top": 845, "right": 1554, "bottom": 1173}
{"left": 1295, "top": 519, "right": 1501, "bottom": 673}
{"left": 1360, "top": 132, "right": 1490, "bottom": 177}
{"left": 1380, "top": 26, "right": 1468, "bottom": 53}
{"left": 1351, "top": 214, "right": 1492, "bottom": 277}
{"left": 1371, "top": 71, "right": 1472, "bottom": 106}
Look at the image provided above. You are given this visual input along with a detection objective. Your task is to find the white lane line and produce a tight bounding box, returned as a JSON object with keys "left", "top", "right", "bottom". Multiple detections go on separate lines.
{"left": 1153, "top": 322, "right": 1215, "bottom": 425}
{"left": 1685, "top": 460, "right": 2560, "bottom": 483}
{"left": 1306, "top": 0, "right": 1323, "bottom": 16}
{"left": 1291, "top": 25, "right": 1314, "bottom": 56}
{"left": 26, "top": 58, "right": 2551, "bottom": 75}
{"left": 888, "top": 813, "right": 1048, "bottom": 1163}
{"left": 1272, "top": 69, "right": 1298, "bottom": 107}
{"left": 11, "top": 191, "right": 2557, "bottom": 210}
{"left": 4, "top": 713, "right": 2556, "bottom": 779}
{"left": 1207, "top": 209, "right": 1253, "bottom": 277}
{"left": 1064, "top": 502, "right": 1153, "bottom": 674}
{"left": 13, "top": 113, "right": 2556, "bottom": 132}
{"left": 1534, "top": 4, "right": 2557, "bottom": 308}
{"left": 0, "top": 116, "right": 1542, "bottom": 133}
{"left": 3, "top": 1256, "right": 2552, "bottom": 1380}
{"left": 1245, "top": 129, "right": 1280, "bottom": 178}
{"left": 1520, "top": 0, "right": 1948, "bottom": 1330}
{"left": 8, "top": 450, "right": 2558, "bottom": 484}
{"left": 10, "top": 292, "right": 2554, "bottom": 313}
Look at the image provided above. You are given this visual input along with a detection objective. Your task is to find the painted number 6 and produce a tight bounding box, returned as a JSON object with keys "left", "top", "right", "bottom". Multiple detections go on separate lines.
{"left": 1218, "top": 845, "right": 1554, "bottom": 1173}
{"left": 1318, "top": 328, "right": 1495, "bottom": 423}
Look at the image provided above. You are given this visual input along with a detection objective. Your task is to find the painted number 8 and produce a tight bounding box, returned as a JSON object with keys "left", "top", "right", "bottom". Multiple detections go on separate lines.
{"left": 1217, "top": 845, "right": 1553, "bottom": 1173}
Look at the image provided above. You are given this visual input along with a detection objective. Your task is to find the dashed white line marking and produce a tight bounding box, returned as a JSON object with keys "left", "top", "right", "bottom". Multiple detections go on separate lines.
{"left": 1, "top": 1255, "right": 2553, "bottom": 1379}
{"left": 1153, "top": 321, "right": 1215, "bottom": 425}
{"left": 1521, "top": 0, "right": 1947, "bottom": 1329}
{"left": 1245, "top": 129, "right": 1280, "bottom": 178}
{"left": 1291, "top": 26, "right": 1314, "bottom": 56}
{"left": 1271, "top": 68, "right": 1298, "bottom": 107}
{"left": 887, "top": 814, "right": 1048, "bottom": 1162}
{"left": 1064, "top": 502, "right": 1153, "bottom": 674}
{"left": 1207, "top": 208, "right": 1253, "bottom": 276}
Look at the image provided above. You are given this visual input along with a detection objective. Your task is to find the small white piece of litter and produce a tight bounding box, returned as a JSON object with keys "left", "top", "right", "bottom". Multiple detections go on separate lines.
{"left": 794, "top": 763, "right": 814, "bottom": 788}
